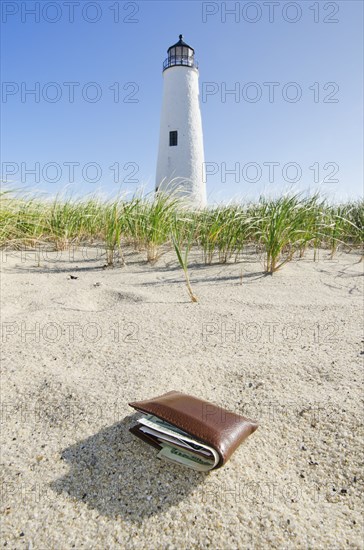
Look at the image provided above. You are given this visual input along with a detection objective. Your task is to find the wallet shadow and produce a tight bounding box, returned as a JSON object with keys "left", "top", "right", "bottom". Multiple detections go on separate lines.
{"left": 50, "top": 413, "right": 207, "bottom": 520}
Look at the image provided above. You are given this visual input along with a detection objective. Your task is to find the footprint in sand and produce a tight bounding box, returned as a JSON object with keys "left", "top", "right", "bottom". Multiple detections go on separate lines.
{"left": 52, "top": 287, "right": 146, "bottom": 312}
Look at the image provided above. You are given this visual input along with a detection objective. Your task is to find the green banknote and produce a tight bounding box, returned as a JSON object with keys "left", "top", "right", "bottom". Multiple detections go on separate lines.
{"left": 157, "top": 443, "right": 214, "bottom": 472}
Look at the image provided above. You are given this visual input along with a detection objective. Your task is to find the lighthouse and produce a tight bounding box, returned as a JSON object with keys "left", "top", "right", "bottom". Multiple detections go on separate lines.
{"left": 155, "top": 35, "right": 207, "bottom": 207}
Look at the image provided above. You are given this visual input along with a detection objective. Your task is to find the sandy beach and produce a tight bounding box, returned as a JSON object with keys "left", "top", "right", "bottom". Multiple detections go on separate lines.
{"left": 1, "top": 246, "right": 363, "bottom": 549}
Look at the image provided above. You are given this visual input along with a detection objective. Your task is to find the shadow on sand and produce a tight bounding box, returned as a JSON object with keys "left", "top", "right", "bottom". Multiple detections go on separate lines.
{"left": 50, "top": 414, "right": 207, "bottom": 520}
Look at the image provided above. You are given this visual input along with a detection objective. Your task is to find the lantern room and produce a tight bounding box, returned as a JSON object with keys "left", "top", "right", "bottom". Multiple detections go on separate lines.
{"left": 163, "top": 34, "right": 198, "bottom": 71}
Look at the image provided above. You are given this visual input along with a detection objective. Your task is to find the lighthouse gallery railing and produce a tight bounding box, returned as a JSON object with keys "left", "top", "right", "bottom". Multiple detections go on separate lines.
{"left": 163, "top": 56, "right": 199, "bottom": 71}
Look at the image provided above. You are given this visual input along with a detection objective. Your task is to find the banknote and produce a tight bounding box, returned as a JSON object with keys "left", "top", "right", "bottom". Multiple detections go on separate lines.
{"left": 139, "top": 415, "right": 191, "bottom": 437}
{"left": 137, "top": 414, "right": 219, "bottom": 467}
{"left": 157, "top": 443, "right": 214, "bottom": 472}
{"left": 137, "top": 414, "right": 219, "bottom": 466}
{"left": 138, "top": 425, "right": 212, "bottom": 457}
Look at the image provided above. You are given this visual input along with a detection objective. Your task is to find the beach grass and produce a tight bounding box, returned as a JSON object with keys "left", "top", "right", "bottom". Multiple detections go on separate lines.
{"left": 0, "top": 190, "right": 362, "bottom": 272}
{"left": 171, "top": 212, "right": 198, "bottom": 302}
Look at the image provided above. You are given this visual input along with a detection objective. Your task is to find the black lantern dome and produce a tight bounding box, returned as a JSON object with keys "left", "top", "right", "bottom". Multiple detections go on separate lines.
{"left": 163, "top": 34, "right": 198, "bottom": 72}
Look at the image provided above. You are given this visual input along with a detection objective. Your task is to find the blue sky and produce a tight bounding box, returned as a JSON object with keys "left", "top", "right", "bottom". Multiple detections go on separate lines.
{"left": 1, "top": 0, "right": 363, "bottom": 203}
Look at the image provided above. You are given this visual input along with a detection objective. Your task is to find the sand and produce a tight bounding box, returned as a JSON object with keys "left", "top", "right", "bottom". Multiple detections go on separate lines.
{"left": 1, "top": 245, "right": 363, "bottom": 549}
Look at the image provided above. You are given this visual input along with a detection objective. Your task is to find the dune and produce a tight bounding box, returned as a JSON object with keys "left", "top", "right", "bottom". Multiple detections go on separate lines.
{"left": 1, "top": 246, "right": 363, "bottom": 549}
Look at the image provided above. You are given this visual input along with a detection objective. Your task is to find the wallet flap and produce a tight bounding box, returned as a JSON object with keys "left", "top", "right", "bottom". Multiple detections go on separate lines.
{"left": 129, "top": 391, "right": 258, "bottom": 468}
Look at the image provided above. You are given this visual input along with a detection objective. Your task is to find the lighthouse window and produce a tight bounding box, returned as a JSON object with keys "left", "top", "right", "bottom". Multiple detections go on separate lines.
{"left": 169, "top": 131, "right": 178, "bottom": 146}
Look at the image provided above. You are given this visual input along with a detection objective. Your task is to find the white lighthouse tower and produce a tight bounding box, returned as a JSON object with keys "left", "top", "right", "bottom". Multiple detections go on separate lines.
{"left": 155, "top": 35, "right": 206, "bottom": 207}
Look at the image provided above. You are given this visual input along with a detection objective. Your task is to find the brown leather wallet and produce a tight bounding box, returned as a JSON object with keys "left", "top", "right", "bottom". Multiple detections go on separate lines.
{"left": 129, "top": 390, "right": 258, "bottom": 470}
